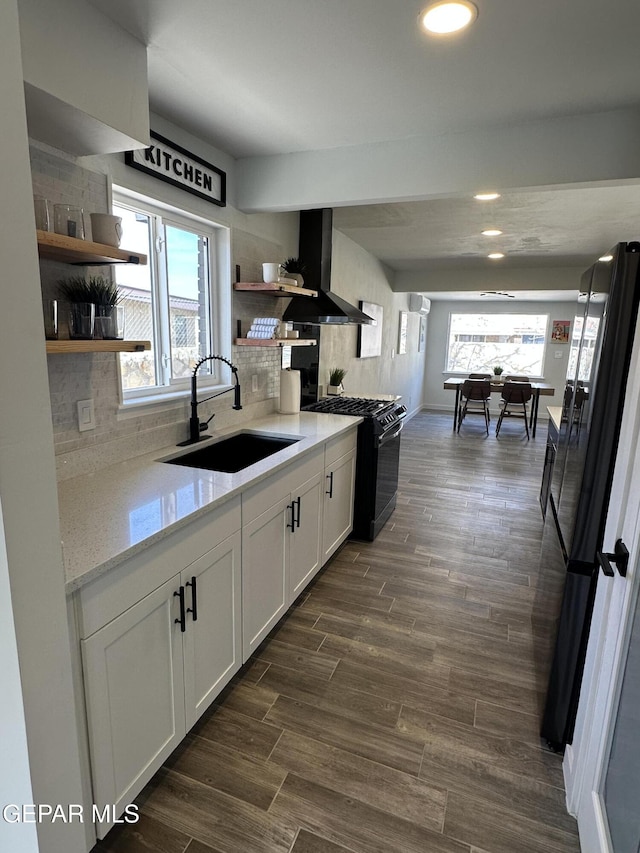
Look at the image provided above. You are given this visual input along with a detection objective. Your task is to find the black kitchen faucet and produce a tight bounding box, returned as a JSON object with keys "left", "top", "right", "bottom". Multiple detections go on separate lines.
{"left": 179, "top": 354, "right": 242, "bottom": 446}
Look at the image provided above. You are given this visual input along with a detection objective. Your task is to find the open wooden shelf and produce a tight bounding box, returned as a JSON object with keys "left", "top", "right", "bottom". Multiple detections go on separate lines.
{"left": 46, "top": 340, "right": 151, "bottom": 354}
{"left": 234, "top": 338, "right": 316, "bottom": 347}
{"left": 37, "top": 230, "right": 148, "bottom": 266}
{"left": 234, "top": 282, "right": 317, "bottom": 297}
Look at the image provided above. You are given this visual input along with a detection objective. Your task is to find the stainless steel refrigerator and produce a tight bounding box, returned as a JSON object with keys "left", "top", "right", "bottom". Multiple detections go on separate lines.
{"left": 540, "top": 241, "right": 640, "bottom": 751}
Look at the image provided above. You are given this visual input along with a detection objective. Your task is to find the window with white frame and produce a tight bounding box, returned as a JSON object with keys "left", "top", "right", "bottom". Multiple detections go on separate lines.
{"left": 446, "top": 313, "right": 549, "bottom": 375}
{"left": 112, "top": 192, "right": 228, "bottom": 402}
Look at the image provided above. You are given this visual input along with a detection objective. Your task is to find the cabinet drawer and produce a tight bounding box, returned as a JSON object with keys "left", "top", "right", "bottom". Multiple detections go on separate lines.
{"left": 242, "top": 446, "right": 323, "bottom": 523}
{"left": 78, "top": 496, "right": 241, "bottom": 638}
{"left": 325, "top": 428, "right": 358, "bottom": 467}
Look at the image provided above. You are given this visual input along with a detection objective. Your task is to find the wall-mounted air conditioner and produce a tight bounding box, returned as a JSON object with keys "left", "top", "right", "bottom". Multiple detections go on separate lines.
{"left": 409, "top": 294, "right": 431, "bottom": 315}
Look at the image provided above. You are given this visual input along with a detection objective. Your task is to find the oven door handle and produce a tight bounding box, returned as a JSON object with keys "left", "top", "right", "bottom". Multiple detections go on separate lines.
{"left": 377, "top": 423, "right": 403, "bottom": 447}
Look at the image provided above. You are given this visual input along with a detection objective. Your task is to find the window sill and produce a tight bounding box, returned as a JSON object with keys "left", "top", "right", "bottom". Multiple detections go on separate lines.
{"left": 117, "top": 383, "right": 233, "bottom": 420}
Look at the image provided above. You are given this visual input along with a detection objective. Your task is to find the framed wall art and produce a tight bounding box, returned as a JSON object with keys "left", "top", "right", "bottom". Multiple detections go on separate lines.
{"left": 357, "top": 301, "right": 383, "bottom": 358}
{"left": 418, "top": 315, "right": 427, "bottom": 352}
{"left": 551, "top": 319, "right": 570, "bottom": 343}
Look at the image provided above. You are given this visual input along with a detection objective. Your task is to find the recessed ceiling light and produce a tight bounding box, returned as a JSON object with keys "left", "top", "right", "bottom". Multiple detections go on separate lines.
{"left": 474, "top": 192, "right": 500, "bottom": 201}
{"left": 481, "top": 229, "right": 503, "bottom": 237}
{"left": 419, "top": 1, "right": 478, "bottom": 35}
{"left": 488, "top": 252, "right": 505, "bottom": 260}
{"left": 598, "top": 254, "right": 614, "bottom": 262}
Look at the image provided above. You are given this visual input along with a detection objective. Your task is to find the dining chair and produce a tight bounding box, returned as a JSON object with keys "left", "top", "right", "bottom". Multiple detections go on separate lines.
{"left": 469, "top": 372, "right": 492, "bottom": 379}
{"left": 562, "top": 382, "right": 574, "bottom": 418}
{"left": 504, "top": 374, "right": 529, "bottom": 382}
{"left": 457, "top": 379, "right": 491, "bottom": 434}
{"left": 495, "top": 381, "right": 533, "bottom": 439}
{"left": 570, "top": 385, "right": 587, "bottom": 439}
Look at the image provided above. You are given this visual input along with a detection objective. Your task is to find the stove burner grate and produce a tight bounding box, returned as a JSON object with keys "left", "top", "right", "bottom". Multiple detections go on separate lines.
{"left": 305, "top": 397, "right": 391, "bottom": 417}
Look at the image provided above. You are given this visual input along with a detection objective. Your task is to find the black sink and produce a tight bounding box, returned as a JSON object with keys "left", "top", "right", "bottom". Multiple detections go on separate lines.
{"left": 164, "top": 432, "right": 300, "bottom": 473}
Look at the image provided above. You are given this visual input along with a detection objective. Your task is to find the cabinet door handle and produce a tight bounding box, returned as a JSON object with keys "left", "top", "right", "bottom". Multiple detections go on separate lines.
{"left": 296, "top": 496, "right": 301, "bottom": 529}
{"left": 174, "top": 586, "right": 186, "bottom": 632}
{"left": 326, "top": 471, "right": 334, "bottom": 498}
{"left": 598, "top": 539, "right": 629, "bottom": 578}
{"left": 597, "top": 552, "right": 615, "bottom": 577}
{"left": 287, "top": 502, "right": 295, "bottom": 532}
{"left": 186, "top": 575, "right": 198, "bottom": 622}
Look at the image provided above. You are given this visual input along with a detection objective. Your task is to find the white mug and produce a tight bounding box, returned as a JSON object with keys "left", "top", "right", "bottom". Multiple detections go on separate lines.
{"left": 262, "top": 262, "right": 281, "bottom": 283}
{"left": 90, "top": 213, "right": 123, "bottom": 247}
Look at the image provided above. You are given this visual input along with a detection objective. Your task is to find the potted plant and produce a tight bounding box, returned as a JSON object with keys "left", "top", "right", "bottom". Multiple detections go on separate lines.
{"left": 493, "top": 365, "right": 504, "bottom": 382}
{"left": 59, "top": 275, "right": 125, "bottom": 340}
{"left": 281, "top": 257, "right": 308, "bottom": 287}
{"left": 58, "top": 276, "right": 95, "bottom": 339}
{"left": 87, "top": 276, "right": 125, "bottom": 340}
{"left": 328, "top": 367, "right": 347, "bottom": 396}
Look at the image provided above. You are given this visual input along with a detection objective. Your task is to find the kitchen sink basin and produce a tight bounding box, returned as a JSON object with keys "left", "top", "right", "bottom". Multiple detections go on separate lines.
{"left": 163, "top": 432, "right": 300, "bottom": 473}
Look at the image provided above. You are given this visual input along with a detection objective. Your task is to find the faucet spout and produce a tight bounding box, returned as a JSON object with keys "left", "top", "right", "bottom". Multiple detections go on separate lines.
{"left": 180, "top": 354, "right": 242, "bottom": 446}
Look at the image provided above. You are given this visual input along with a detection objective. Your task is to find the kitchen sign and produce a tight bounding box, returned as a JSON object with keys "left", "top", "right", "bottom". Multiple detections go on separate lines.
{"left": 125, "top": 131, "right": 226, "bottom": 206}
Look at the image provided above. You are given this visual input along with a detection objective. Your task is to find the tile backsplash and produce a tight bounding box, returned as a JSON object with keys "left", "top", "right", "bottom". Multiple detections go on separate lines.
{"left": 31, "top": 142, "right": 295, "bottom": 480}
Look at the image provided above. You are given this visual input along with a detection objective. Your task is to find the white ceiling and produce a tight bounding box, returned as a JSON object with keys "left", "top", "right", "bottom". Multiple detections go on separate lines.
{"left": 88, "top": 0, "right": 640, "bottom": 288}
{"left": 333, "top": 186, "right": 640, "bottom": 271}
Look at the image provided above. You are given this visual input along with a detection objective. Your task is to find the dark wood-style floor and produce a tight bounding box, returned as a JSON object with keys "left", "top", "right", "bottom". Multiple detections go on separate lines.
{"left": 95, "top": 411, "right": 581, "bottom": 853}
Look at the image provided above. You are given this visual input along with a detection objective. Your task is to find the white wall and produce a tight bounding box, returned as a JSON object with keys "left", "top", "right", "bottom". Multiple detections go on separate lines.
{"left": 423, "top": 298, "right": 578, "bottom": 415}
{"left": 319, "top": 230, "right": 426, "bottom": 415}
{"left": 18, "top": 0, "right": 149, "bottom": 153}
{"left": 0, "top": 2, "right": 85, "bottom": 850}
{"left": 0, "top": 507, "right": 38, "bottom": 853}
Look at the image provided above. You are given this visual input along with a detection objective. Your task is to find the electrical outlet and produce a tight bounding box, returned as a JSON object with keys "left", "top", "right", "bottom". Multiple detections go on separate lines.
{"left": 251, "top": 374, "right": 258, "bottom": 392}
{"left": 77, "top": 399, "right": 95, "bottom": 432}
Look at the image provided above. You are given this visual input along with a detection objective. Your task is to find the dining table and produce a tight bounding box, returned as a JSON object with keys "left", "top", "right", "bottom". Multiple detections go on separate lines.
{"left": 444, "top": 377, "right": 556, "bottom": 438}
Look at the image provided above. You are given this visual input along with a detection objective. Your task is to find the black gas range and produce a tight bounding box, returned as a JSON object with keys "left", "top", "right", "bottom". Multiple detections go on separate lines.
{"left": 304, "top": 396, "right": 407, "bottom": 541}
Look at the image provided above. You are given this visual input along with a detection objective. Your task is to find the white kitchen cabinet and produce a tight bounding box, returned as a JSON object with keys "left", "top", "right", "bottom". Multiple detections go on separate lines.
{"left": 81, "top": 576, "right": 186, "bottom": 836}
{"left": 77, "top": 501, "right": 242, "bottom": 838}
{"left": 289, "top": 471, "right": 323, "bottom": 599}
{"left": 242, "top": 493, "right": 291, "bottom": 659}
{"left": 322, "top": 431, "right": 357, "bottom": 563}
{"left": 241, "top": 447, "right": 326, "bottom": 658}
{"left": 181, "top": 532, "right": 242, "bottom": 729}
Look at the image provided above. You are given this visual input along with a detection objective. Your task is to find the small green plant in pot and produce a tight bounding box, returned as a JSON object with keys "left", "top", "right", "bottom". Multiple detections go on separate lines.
{"left": 58, "top": 275, "right": 95, "bottom": 340}
{"left": 493, "top": 365, "right": 504, "bottom": 381}
{"left": 88, "top": 277, "right": 125, "bottom": 340}
{"left": 328, "top": 367, "right": 347, "bottom": 396}
{"left": 281, "top": 257, "right": 308, "bottom": 287}
{"left": 59, "top": 275, "right": 125, "bottom": 340}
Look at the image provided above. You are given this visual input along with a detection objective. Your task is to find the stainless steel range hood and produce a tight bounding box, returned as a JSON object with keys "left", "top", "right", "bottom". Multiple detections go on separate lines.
{"left": 283, "top": 209, "right": 374, "bottom": 325}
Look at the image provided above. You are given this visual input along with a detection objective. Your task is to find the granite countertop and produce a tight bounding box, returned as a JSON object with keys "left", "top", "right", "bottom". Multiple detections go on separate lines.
{"left": 59, "top": 412, "right": 361, "bottom": 592}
